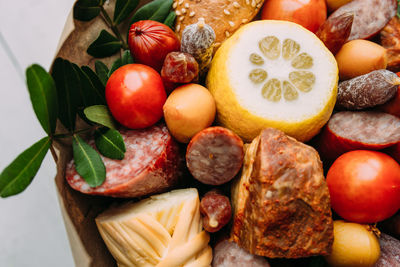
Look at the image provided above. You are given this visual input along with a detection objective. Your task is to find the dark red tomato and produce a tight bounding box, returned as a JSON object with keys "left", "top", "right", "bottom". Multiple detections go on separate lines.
{"left": 106, "top": 64, "right": 166, "bottom": 129}
{"left": 326, "top": 150, "right": 400, "bottom": 223}
{"left": 261, "top": 0, "right": 327, "bottom": 33}
{"left": 128, "top": 20, "right": 180, "bottom": 72}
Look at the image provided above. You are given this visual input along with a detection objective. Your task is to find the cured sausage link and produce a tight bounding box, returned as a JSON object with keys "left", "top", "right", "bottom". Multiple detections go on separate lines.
{"left": 186, "top": 127, "right": 244, "bottom": 185}
{"left": 200, "top": 190, "right": 232, "bottom": 233}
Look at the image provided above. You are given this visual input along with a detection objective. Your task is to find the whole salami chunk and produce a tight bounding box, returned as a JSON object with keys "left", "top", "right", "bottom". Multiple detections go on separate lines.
{"left": 200, "top": 190, "right": 232, "bottom": 233}
{"left": 316, "top": 111, "right": 400, "bottom": 160}
{"left": 186, "top": 127, "right": 244, "bottom": 185}
{"left": 212, "top": 240, "right": 270, "bottom": 267}
{"left": 337, "top": 70, "right": 400, "bottom": 110}
{"left": 329, "top": 0, "right": 397, "bottom": 41}
{"left": 66, "top": 123, "right": 183, "bottom": 198}
{"left": 231, "top": 128, "right": 333, "bottom": 258}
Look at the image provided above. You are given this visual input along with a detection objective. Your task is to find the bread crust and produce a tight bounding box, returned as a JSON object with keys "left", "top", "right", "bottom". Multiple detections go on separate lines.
{"left": 173, "top": 0, "right": 265, "bottom": 50}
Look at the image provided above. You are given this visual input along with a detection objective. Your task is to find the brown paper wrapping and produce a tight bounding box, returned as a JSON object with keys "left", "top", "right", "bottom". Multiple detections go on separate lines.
{"left": 53, "top": 1, "right": 151, "bottom": 266}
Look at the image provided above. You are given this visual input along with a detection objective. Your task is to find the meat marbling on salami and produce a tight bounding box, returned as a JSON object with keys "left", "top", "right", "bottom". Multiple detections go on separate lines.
{"left": 66, "top": 123, "right": 183, "bottom": 198}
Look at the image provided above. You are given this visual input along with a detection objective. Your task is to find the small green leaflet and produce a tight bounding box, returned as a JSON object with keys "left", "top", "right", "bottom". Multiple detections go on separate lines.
{"left": 0, "top": 137, "right": 51, "bottom": 198}
{"left": 163, "top": 11, "right": 176, "bottom": 29}
{"left": 107, "top": 51, "right": 134, "bottom": 76}
{"left": 81, "top": 66, "right": 106, "bottom": 104}
{"left": 84, "top": 105, "right": 117, "bottom": 129}
{"left": 52, "top": 58, "right": 80, "bottom": 131}
{"left": 87, "top": 30, "right": 122, "bottom": 58}
{"left": 95, "top": 128, "right": 126, "bottom": 160}
{"left": 26, "top": 64, "right": 58, "bottom": 135}
{"left": 113, "top": 0, "right": 139, "bottom": 25}
{"left": 130, "top": 0, "right": 173, "bottom": 25}
{"left": 121, "top": 50, "right": 134, "bottom": 65}
{"left": 73, "top": 0, "right": 103, "bottom": 21}
{"left": 397, "top": 0, "right": 400, "bottom": 18}
{"left": 149, "top": 0, "right": 173, "bottom": 23}
{"left": 95, "top": 61, "right": 109, "bottom": 86}
{"left": 72, "top": 134, "right": 106, "bottom": 187}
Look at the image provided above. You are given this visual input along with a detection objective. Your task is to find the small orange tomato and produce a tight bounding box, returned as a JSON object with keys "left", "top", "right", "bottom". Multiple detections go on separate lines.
{"left": 261, "top": 0, "right": 327, "bottom": 33}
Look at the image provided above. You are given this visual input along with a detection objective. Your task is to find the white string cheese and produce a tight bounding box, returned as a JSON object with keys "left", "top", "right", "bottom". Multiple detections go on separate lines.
{"left": 96, "top": 188, "right": 212, "bottom": 267}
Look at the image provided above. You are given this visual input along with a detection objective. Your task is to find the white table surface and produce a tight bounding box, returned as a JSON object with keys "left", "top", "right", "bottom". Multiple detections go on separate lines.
{"left": 0, "top": 0, "right": 76, "bottom": 266}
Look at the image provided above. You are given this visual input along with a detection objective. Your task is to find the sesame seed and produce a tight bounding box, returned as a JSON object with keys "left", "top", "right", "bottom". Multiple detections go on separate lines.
{"left": 228, "top": 21, "right": 235, "bottom": 27}
{"left": 233, "top": 1, "right": 240, "bottom": 8}
{"left": 173, "top": 2, "right": 177, "bottom": 8}
{"left": 178, "top": 0, "right": 184, "bottom": 5}
{"left": 176, "top": 24, "right": 181, "bottom": 32}
{"left": 242, "top": 18, "right": 248, "bottom": 24}
{"left": 184, "top": 3, "right": 189, "bottom": 8}
{"left": 189, "top": 11, "right": 195, "bottom": 17}
{"left": 179, "top": 16, "right": 184, "bottom": 21}
{"left": 181, "top": 8, "right": 186, "bottom": 14}
{"left": 246, "top": 0, "right": 250, "bottom": 5}
{"left": 225, "top": 31, "right": 230, "bottom": 37}
{"left": 251, "top": 0, "right": 256, "bottom": 7}
{"left": 223, "top": 9, "right": 231, "bottom": 15}
{"left": 256, "top": 3, "right": 262, "bottom": 8}
{"left": 176, "top": 10, "right": 181, "bottom": 15}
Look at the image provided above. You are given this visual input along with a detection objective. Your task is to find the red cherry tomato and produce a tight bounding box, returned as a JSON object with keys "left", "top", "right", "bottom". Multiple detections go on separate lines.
{"left": 105, "top": 64, "right": 166, "bottom": 129}
{"left": 326, "top": 150, "right": 400, "bottom": 223}
{"left": 128, "top": 20, "right": 180, "bottom": 72}
{"left": 261, "top": 0, "right": 327, "bottom": 33}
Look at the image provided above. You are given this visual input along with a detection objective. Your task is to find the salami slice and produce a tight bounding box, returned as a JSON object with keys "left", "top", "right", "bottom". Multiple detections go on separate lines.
{"left": 329, "top": 0, "right": 396, "bottom": 41}
{"left": 212, "top": 240, "right": 270, "bottom": 267}
{"left": 186, "top": 127, "right": 244, "bottom": 185}
{"left": 66, "top": 123, "right": 183, "bottom": 198}
{"left": 316, "top": 111, "right": 400, "bottom": 160}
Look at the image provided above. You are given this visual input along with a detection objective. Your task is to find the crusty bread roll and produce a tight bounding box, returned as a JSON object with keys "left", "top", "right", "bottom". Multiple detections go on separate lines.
{"left": 173, "top": 0, "right": 265, "bottom": 50}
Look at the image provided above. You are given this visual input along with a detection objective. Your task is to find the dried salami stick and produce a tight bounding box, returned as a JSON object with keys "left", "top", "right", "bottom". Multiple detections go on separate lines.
{"left": 186, "top": 127, "right": 244, "bottom": 185}
{"left": 316, "top": 111, "right": 400, "bottom": 160}
{"left": 337, "top": 70, "right": 400, "bottom": 110}
{"left": 200, "top": 190, "right": 232, "bottom": 233}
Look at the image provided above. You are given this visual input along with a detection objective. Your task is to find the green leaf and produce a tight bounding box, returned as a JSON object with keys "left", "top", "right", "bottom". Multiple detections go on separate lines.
{"left": 72, "top": 134, "right": 106, "bottom": 187}
{"left": 84, "top": 105, "right": 116, "bottom": 129}
{"left": 163, "top": 11, "right": 176, "bottom": 29}
{"left": 397, "top": 0, "right": 400, "bottom": 18}
{"left": 81, "top": 66, "right": 106, "bottom": 104}
{"left": 108, "top": 57, "right": 123, "bottom": 76}
{"left": 130, "top": 0, "right": 171, "bottom": 25}
{"left": 149, "top": 0, "right": 173, "bottom": 23}
{"left": 95, "top": 128, "right": 126, "bottom": 160}
{"left": 113, "top": 0, "right": 139, "bottom": 25}
{"left": 95, "top": 61, "right": 109, "bottom": 86}
{"left": 73, "top": 0, "right": 102, "bottom": 21}
{"left": 121, "top": 50, "right": 134, "bottom": 65}
{"left": 0, "top": 137, "right": 51, "bottom": 197}
{"left": 26, "top": 65, "right": 58, "bottom": 135}
{"left": 87, "top": 30, "right": 122, "bottom": 58}
{"left": 52, "top": 58, "right": 80, "bottom": 131}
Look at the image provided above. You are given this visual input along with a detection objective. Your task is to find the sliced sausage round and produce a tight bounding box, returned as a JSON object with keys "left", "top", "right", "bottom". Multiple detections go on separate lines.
{"left": 329, "top": 0, "right": 397, "bottom": 41}
{"left": 186, "top": 127, "right": 244, "bottom": 185}
{"left": 316, "top": 111, "right": 400, "bottom": 160}
{"left": 66, "top": 123, "right": 183, "bottom": 198}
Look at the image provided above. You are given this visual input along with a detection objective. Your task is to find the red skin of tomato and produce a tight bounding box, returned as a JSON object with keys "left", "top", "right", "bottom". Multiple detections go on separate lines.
{"left": 128, "top": 20, "right": 180, "bottom": 72}
{"left": 326, "top": 150, "right": 400, "bottom": 223}
{"left": 261, "top": 0, "right": 327, "bottom": 33}
{"left": 105, "top": 64, "right": 166, "bottom": 129}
